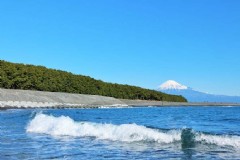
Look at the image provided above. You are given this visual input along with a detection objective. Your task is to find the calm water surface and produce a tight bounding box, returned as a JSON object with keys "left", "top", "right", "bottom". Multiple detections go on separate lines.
{"left": 0, "top": 106, "right": 240, "bottom": 159}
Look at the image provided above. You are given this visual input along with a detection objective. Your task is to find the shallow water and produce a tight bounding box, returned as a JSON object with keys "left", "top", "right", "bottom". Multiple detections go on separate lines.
{"left": 0, "top": 106, "right": 240, "bottom": 159}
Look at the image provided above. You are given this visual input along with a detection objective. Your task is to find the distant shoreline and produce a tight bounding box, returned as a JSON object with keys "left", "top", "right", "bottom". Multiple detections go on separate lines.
{"left": 0, "top": 88, "right": 239, "bottom": 109}
{"left": 121, "top": 99, "right": 240, "bottom": 107}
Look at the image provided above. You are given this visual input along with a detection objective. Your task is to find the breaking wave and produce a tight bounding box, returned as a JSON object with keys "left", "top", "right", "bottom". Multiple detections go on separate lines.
{"left": 26, "top": 114, "right": 240, "bottom": 149}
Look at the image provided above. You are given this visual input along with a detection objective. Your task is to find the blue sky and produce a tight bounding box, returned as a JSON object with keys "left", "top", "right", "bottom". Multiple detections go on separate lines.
{"left": 0, "top": 0, "right": 240, "bottom": 96}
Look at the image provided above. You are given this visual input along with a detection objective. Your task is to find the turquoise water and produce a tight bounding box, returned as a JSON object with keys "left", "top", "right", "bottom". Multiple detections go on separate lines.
{"left": 0, "top": 106, "right": 240, "bottom": 159}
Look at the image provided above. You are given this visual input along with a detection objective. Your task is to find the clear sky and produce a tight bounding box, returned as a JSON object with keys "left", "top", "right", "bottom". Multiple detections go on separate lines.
{"left": 0, "top": 0, "right": 240, "bottom": 96}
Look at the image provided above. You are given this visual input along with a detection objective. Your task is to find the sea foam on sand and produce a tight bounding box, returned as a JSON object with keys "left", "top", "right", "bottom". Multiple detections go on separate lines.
{"left": 0, "top": 101, "right": 83, "bottom": 108}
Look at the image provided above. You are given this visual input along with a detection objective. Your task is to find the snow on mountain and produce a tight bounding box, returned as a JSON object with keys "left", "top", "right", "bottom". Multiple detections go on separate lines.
{"left": 158, "top": 80, "right": 240, "bottom": 103}
{"left": 158, "top": 80, "right": 188, "bottom": 90}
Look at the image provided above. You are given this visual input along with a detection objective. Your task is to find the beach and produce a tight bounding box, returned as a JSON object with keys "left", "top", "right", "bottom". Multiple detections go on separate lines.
{"left": 0, "top": 88, "right": 239, "bottom": 109}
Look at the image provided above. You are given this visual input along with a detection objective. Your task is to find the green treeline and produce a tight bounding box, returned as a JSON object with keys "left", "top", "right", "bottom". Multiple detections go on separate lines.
{"left": 0, "top": 60, "right": 187, "bottom": 102}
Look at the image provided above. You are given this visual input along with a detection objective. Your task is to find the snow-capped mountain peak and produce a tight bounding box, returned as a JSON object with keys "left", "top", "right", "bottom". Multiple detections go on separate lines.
{"left": 157, "top": 80, "right": 240, "bottom": 103}
{"left": 158, "top": 80, "right": 188, "bottom": 90}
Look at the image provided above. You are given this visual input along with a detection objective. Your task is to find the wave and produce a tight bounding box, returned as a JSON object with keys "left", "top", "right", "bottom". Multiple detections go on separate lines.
{"left": 97, "top": 104, "right": 130, "bottom": 109}
{"left": 195, "top": 132, "right": 240, "bottom": 148}
{"left": 26, "top": 114, "right": 240, "bottom": 149}
{"left": 0, "top": 101, "right": 85, "bottom": 108}
{"left": 26, "top": 113, "right": 180, "bottom": 143}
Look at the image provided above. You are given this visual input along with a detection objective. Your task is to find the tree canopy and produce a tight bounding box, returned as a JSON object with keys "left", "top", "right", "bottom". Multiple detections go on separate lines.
{"left": 0, "top": 60, "right": 187, "bottom": 102}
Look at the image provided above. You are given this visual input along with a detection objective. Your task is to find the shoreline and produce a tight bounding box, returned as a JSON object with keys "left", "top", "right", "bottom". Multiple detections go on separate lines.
{"left": 121, "top": 99, "right": 240, "bottom": 107}
{"left": 0, "top": 88, "right": 239, "bottom": 109}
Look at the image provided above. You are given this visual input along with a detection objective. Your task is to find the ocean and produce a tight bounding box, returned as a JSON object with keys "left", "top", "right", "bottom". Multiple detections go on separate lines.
{"left": 0, "top": 106, "right": 240, "bottom": 159}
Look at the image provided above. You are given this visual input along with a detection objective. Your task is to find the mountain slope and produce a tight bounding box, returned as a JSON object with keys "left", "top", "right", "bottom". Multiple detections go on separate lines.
{"left": 158, "top": 80, "right": 240, "bottom": 103}
{"left": 0, "top": 60, "right": 187, "bottom": 102}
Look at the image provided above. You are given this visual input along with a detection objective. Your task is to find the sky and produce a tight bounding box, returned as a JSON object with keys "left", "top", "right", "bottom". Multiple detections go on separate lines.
{"left": 0, "top": 0, "right": 240, "bottom": 96}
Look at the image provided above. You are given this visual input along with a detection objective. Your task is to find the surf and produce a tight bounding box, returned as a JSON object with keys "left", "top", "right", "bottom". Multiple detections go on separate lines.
{"left": 26, "top": 113, "right": 240, "bottom": 149}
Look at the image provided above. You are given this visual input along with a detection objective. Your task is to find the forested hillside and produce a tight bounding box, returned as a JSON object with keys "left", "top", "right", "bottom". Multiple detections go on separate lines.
{"left": 0, "top": 60, "right": 187, "bottom": 102}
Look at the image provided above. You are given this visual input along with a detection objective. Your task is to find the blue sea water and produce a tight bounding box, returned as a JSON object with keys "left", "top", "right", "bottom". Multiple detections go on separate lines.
{"left": 0, "top": 106, "right": 240, "bottom": 160}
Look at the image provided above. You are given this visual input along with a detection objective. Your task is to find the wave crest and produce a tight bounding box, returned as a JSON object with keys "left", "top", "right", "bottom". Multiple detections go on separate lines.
{"left": 26, "top": 113, "right": 180, "bottom": 143}
{"left": 26, "top": 114, "right": 240, "bottom": 148}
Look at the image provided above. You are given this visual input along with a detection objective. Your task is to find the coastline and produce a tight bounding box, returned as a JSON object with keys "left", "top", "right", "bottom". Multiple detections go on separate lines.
{"left": 121, "top": 99, "right": 240, "bottom": 107}
{"left": 0, "top": 88, "right": 126, "bottom": 109}
{"left": 0, "top": 88, "right": 239, "bottom": 109}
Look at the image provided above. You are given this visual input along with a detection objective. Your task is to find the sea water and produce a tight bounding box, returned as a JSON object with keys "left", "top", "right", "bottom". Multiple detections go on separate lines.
{"left": 0, "top": 106, "right": 240, "bottom": 159}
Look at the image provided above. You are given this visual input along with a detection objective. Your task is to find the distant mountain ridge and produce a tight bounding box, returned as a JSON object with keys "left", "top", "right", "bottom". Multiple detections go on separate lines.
{"left": 158, "top": 80, "right": 240, "bottom": 103}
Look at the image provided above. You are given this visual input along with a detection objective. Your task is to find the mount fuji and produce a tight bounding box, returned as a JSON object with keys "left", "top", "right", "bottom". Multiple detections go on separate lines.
{"left": 157, "top": 80, "right": 240, "bottom": 103}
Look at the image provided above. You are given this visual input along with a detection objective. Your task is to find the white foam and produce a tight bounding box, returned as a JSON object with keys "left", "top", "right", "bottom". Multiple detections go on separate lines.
{"left": 98, "top": 104, "right": 130, "bottom": 109}
{"left": 26, "top": 113, "right": 180, "bottom": 143}
{"left": 0, "top": 101, "right": 83, "bottom": 108}
{"left": 196, "top": 133, "right": 240, "bottom": 148}
{"left": 26, "top": 114, "right": 240, "bottom": 149}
